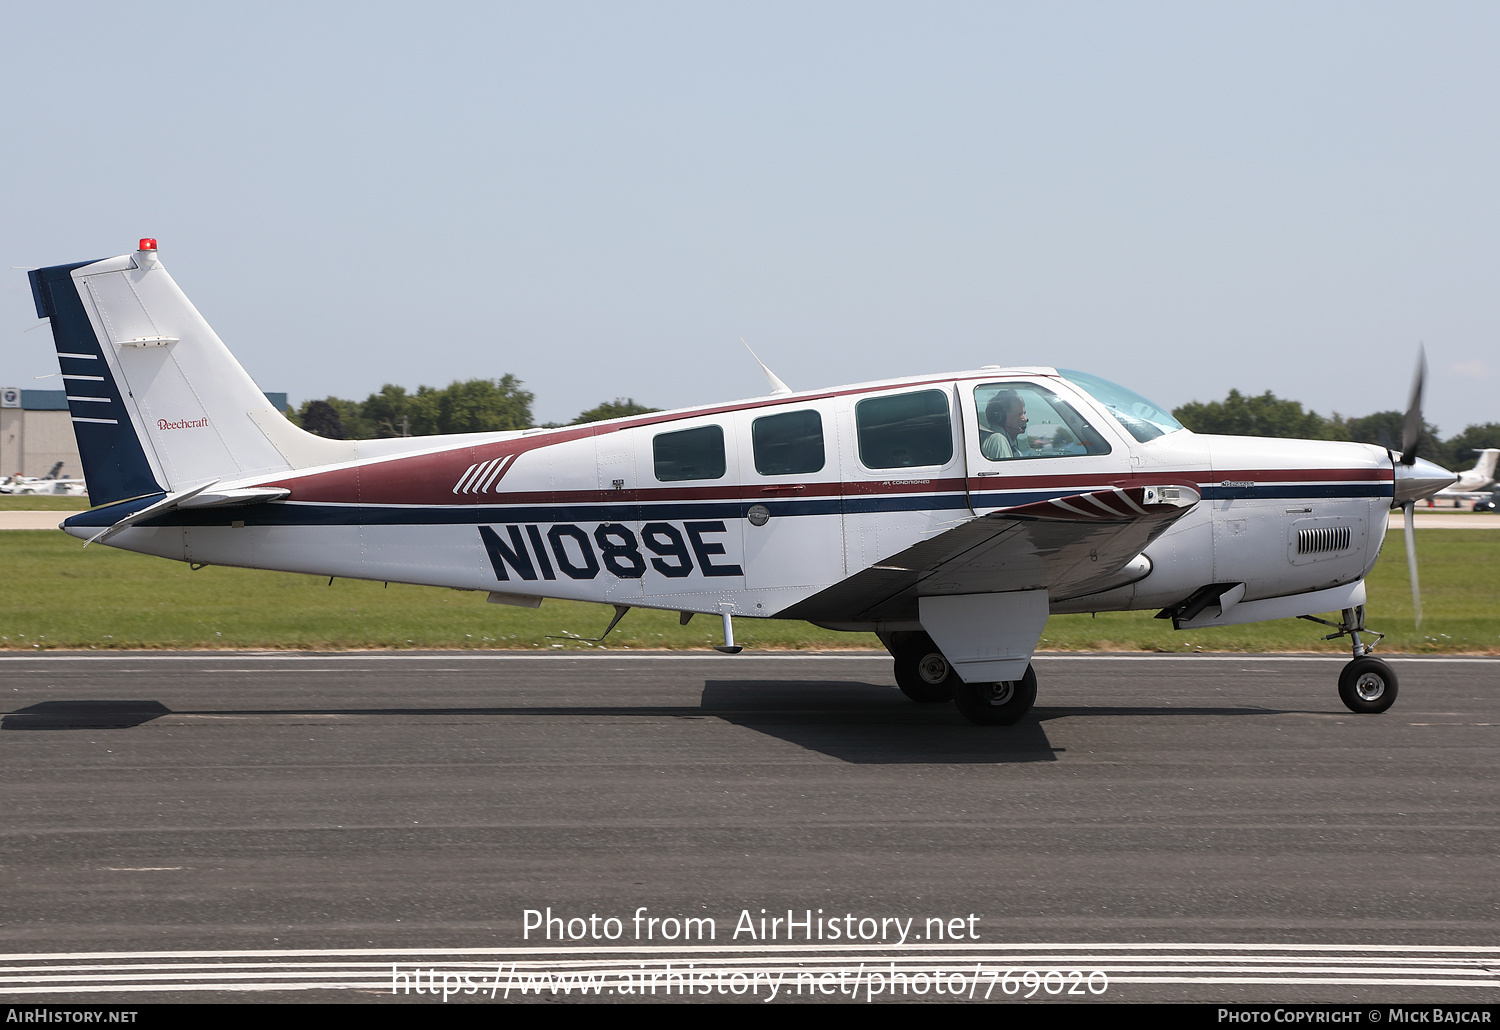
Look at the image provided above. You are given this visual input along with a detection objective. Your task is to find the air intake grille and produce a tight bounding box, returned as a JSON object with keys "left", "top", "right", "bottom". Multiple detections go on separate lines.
{"left": 1298, "top": 525, "right": 1351, "bottom": 554}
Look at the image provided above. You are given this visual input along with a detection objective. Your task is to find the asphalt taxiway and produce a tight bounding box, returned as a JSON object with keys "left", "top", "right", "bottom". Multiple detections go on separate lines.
{"left": 1, "top": 651, "right": 1496, "bottom": 1003}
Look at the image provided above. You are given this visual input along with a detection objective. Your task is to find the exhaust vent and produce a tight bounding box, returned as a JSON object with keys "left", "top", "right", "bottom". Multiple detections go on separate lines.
{"left": 1297, "top": 525, "right": 1351, "bottom": 555}
{"left": 1288, "top": 516, "right": 1365, "bottom": 567}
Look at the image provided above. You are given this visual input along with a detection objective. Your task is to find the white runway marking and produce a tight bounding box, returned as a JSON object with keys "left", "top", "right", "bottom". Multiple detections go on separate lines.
{"left": 1, "top": 943, "right": 1496, "bottom": 996}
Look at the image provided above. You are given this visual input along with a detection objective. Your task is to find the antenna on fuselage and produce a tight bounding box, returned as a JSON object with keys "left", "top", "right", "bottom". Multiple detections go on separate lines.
{"left": 740, "top": 337, "right": 792, "bottom": 396}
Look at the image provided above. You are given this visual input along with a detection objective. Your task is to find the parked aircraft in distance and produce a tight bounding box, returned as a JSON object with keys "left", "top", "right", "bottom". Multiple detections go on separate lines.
{"left": 1427, "top": 448, "right": 1499, "bottom": 507}
{"left": 26, "top": 241, "right": 1455, "bottom": 723}
{"left": 0, "top": 462, "right": 87, "bottom": 496}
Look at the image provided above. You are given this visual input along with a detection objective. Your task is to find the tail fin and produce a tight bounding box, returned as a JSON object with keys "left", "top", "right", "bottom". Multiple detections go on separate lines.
{"left": 28, "top": 241, "right": 353, "bottom": 506}
{"left": 1473, "top": 448, "right": 1500, "bottom": 484}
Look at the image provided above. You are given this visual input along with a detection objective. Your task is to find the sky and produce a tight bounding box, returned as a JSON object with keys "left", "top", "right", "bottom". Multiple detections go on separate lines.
{"left": 4, "top": 2, "right": 1498, "bottom": 436}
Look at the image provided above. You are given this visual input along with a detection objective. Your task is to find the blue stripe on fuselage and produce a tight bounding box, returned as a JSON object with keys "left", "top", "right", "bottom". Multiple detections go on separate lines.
{"left": 1196, "top": 484, "right": 1392, "bottom": 500}
{"left": 63, "top": 481, "right": 1389, "bottom": 532}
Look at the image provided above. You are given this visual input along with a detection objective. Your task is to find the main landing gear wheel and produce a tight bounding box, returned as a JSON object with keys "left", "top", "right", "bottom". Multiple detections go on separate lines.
{"left": 953, "top": 665, "right": 1038, "bottom": 726}
{"left": 892, "top": 633, "right": 957, "bottom": 703}
{"left": 1338, "top": 657, "right": 1398, "bottom": 714}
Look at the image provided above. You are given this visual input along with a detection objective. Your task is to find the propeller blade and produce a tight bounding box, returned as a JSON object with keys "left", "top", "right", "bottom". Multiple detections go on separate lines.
{"left": 1403, "top": 500, "right": 1422, "bottom": 627}
{"left": 1400, "top": 344, "right": 1427, "bottom": 465}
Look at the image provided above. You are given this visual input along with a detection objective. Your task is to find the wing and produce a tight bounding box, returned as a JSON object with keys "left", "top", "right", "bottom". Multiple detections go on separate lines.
{"left": 778, "top": 484, "right": 1200, "bottom": 624}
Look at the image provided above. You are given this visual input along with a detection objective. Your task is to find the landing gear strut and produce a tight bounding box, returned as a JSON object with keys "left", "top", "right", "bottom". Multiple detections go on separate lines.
{"left": 1300, "top": 605, "right": 1398, "bottom": 714}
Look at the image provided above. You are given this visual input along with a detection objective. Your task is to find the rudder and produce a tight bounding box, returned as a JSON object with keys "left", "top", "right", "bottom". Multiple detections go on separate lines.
{"left": 29, "top": 255, "right": 163, "bottom": 506}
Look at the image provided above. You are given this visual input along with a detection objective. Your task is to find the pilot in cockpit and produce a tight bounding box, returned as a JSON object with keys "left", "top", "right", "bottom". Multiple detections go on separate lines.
{"left": 981, "top": 390, "right": 1028, "bottom": 460}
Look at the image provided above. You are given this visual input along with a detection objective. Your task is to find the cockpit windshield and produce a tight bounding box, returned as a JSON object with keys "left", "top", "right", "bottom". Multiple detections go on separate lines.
{"left": 1058, "top": 369, "right": 1185, "bottom": 443}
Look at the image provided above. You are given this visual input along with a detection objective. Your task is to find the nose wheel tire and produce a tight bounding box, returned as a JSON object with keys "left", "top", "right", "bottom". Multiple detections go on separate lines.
{"left": 953, "top": 665, "right": 1038, "bottom": 726}
{"left": 892, "top": 634, "right": 958, "bottom": 703}
{"left": 1338, "top": 657, "right": 1398, "bottom": 714}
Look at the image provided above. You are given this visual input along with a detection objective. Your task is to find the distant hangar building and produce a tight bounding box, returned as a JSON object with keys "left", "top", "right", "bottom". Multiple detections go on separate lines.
{"left": 1, "top": 387, "right": 287, "bottom": 480}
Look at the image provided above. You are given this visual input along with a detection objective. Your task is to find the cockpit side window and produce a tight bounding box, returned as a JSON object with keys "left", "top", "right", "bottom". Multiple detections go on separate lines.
{"left": 973, "top": 382, "right": 1112, "bottom": 461}
{"left": 856, "top": 390, "right": 953, "bottom": 469}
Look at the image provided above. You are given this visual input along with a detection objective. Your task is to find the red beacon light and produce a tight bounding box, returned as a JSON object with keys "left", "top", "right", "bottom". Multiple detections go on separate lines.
{"left": 138, "top": 238, "right": 157, "bottom": 251}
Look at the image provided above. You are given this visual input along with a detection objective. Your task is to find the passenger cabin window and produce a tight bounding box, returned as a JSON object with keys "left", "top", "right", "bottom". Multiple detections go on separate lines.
{"left": 654, "top": 425, "right": 727, "bottom": 482}
{"left": 974, "top": 382, "right": 1111, "bottom": 461}
{"left": 752, "top": 409, "right": 824, "bottom": 475}
{"left": 856, "top": 390, "right": 953, "bottom": 469}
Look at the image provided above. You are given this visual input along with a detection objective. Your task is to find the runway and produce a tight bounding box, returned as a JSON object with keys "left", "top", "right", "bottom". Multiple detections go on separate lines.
{"left": 1, "top": 651, "right": 1496, "bottom": 1004}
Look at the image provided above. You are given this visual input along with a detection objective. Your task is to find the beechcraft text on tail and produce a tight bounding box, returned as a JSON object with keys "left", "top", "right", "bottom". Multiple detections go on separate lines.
{"left": 25, "top": 241, "right": 1456, "bottom": 724}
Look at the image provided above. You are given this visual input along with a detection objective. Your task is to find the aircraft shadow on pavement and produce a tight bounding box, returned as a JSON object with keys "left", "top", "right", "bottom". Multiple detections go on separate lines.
{"left": 0, "top": 688, "right": 1059, "bottom": 763}
{"left": 699, "top": 682, "right": 1297, "bottom": 763}
{"left": 1, "top": 699, "right": 171, "bottom": 730}
{"left": 1, "top": 691, "right": 1291, "bottom": 768}
{"left": 700, "top": 680, "right": 1060, "bottom": 764}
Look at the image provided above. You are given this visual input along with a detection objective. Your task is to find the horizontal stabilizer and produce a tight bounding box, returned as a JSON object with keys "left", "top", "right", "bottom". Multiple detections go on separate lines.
{"left": 81, "top": 481, "right": 218, "bottom": 547}
{"left": 176, "top": 487, "right": 291, "bottom": 509}
{"left": 65, "top": 480, "right": 293, "bottom": 544}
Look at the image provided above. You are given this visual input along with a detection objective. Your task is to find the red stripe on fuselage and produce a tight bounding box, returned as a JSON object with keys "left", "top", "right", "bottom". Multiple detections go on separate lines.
{"left": 258, "top": 459, "right": 1386, "bottom": 509}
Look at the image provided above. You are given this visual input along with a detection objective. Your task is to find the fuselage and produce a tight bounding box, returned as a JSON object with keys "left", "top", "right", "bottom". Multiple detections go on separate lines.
{"left": 66, "top": 367, "right": 1395, "bottom": 627}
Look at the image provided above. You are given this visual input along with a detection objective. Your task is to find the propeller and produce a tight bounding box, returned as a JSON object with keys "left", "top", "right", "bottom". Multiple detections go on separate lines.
{"left": 1388, "top": 345, "right": 1453, "bottom": 627}
{"left": 1402, "top": 498, "right": 1421, "bottom": 626}
{"left": 1403, "top": 346, "right": 1425, "bottom": 625}
{"left": 1400, "top": 345, "right": 1426, "bottom": 468}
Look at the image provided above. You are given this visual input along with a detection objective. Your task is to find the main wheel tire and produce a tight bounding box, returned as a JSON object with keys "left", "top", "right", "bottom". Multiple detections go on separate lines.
{"left": 953, "top": 665, "right": 1038, "bottom": 726}
{"left": 1338, "top": 657, "right": 1398, "bottom": 714}
{"left": 892, "top": 634, "right": 957, "bottom": 703}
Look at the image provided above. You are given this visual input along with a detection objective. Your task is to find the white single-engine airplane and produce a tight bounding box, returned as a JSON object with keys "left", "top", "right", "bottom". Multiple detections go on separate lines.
{"left": 28, "top": 241, "right": 1456, "bottom": 724}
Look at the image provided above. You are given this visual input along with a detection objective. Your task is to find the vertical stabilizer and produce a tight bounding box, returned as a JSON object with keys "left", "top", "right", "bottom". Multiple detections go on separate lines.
{"left": 28, "top": 241, "right": 352, "bottom": 506}
{"left": 1473, "top": 448, "right": 1499, "bottom": 485}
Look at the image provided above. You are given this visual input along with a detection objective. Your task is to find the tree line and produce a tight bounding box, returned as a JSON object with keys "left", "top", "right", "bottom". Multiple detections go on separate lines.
{"left": 1172, "top": 389, "right": 1500, "bottom": 471}
{"left": 289, "top": 380, "right": 656, "bottom": 440}
{"left": 289, "top": 379, "right": 1499, "bottom": 474}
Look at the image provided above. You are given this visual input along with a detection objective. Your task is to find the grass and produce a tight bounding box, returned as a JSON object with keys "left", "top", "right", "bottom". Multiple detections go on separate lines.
{"left": 0, "top": 496, "right": 90, "bottom": 511}
{"left": 0, "top": 529, "right": 1495, "bottom": 652}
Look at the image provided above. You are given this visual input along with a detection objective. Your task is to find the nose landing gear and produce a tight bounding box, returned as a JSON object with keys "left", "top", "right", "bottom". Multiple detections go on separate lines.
{"left": 1300, "top": 605, "right": 1398, "bottom": 714}
{"left": 1337, "top": 656, "right": 1398, "bottom": 714}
